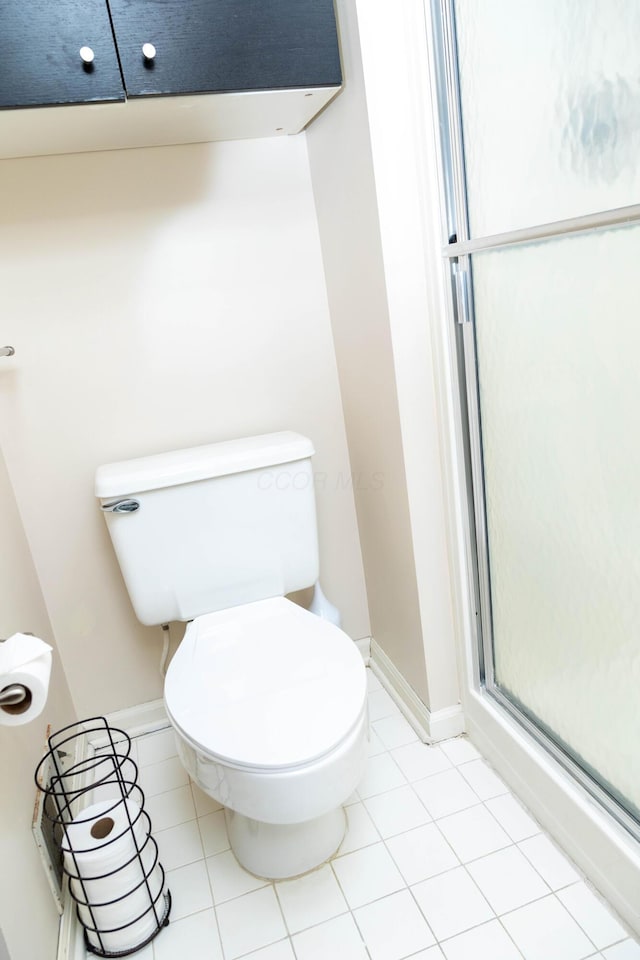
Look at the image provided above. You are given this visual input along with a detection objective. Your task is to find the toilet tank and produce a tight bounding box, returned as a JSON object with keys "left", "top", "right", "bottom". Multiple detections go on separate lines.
{"left": 95, "top": 432, "right": 319, "bottom": 626}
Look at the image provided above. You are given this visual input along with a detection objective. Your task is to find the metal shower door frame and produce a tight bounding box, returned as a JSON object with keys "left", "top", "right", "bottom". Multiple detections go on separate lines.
{"left": 430, "top": 0, "right": 640, "bottom": 842}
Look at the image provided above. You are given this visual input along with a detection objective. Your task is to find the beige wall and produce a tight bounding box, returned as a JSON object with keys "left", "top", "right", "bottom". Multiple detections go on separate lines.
{"left": 0, "top": 135, "right": 370, "bottom": 718}
{"left": 306, "top": 0, "right": 430, "bottom": 702}
{"left": 307, "top": 0, "right": 460, "bottom": 714}
{"left": 354, "top": 0, "right": 460, "bottom": 714}
{"left": 0, "top": 447, "right": 76, "bottom": 960}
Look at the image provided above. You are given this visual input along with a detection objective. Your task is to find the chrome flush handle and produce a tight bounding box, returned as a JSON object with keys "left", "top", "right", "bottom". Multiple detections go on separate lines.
{"left": 100, "top": 499, "right": 140, "bottom": 514}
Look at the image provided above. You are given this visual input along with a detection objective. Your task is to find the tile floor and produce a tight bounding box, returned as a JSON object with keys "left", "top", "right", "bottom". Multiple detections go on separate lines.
{"left": 85, "top": 669, "right": 640, "bottom": 960}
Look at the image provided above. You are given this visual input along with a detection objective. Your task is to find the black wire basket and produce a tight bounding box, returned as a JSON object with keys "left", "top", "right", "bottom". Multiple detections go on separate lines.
{"left": 34, "top": 718, "right": 171, "bottom": 957}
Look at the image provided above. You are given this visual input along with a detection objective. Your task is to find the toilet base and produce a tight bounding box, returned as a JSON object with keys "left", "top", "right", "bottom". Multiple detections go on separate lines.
{"left": 224, "top": 805, "right": 347, "bottom": 880}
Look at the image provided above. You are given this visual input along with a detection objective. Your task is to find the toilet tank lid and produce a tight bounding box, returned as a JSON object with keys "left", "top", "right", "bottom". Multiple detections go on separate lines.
{"left": 95, "top": 432, "right": 314, "bottom": 498}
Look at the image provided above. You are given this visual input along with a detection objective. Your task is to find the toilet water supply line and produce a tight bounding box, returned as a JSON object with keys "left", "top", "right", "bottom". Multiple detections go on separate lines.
{"left": 159, "top": 624, "right": 171, "bottom": 677}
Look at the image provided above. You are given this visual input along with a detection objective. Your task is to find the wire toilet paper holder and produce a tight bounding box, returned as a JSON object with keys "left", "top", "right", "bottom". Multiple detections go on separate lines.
{"left": 34, "top": 717, "right": 172, "bottom": 957}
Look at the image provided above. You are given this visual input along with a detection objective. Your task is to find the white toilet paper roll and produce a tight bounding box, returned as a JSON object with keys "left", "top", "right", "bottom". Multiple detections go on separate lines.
{"left": 63, "top": 799, "right": 167, "bottom": 954}
{"left": 0, "top": 633, "right": 52, "bottom": 726}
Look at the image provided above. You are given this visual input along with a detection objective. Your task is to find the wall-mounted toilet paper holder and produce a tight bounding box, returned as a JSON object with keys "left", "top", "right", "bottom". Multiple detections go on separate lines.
{"left": 0, "top": 633, "right": 36, "bottom": 710}
{"left": 0, "top": 683, "right": 30, "bottom": 707}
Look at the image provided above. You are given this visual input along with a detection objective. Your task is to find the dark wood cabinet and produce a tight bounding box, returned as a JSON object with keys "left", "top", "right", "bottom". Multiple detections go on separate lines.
{"left": 0, "top": 0, "right": 340, "bottom": 107}
{"left": 0, "top": 0, "right": 342, "bottom": 158}
{"left": 0, "top": 0, "right": 124, "bottom": 108}
{"left": 109, "top": 0, "right": 341, "bottom": 99}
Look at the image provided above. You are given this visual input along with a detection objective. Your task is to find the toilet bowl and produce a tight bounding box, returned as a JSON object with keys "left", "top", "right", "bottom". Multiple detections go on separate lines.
{"left": 164, "top": 596, "right": 368, "bottom": 879}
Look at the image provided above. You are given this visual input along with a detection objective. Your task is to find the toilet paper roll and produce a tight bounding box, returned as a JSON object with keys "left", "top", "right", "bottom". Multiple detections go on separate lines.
{"left": 63, "top": 798, "right": 167, "bottom": 954}
{"left": 76, "top": 863, "right": 165, "bottom": 955}
{"left": 0, "top": 633, "right": 52, "bottom": 726}
{"left": 63, "top": 798, "right": 148, "bottom": 873}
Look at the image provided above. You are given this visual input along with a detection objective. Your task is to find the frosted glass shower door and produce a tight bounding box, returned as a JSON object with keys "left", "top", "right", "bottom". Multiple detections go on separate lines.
{"left": 433, "top": 0, "right": 640, "bottom": 831}
{"left": 453, "top": 0, "right": 640, "bottom": 236}
{"left": 473, "top": 226, "right": 640, "bottom": 820}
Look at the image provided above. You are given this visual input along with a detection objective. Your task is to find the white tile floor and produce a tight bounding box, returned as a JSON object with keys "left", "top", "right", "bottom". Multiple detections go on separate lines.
{"left": 84, "top": 669, "right": 640, "bottom": 960}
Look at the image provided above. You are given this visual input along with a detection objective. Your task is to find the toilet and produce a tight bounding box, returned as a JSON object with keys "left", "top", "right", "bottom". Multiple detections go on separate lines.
{"left": 95, "top": 432, "right": 368, "bottom": 879}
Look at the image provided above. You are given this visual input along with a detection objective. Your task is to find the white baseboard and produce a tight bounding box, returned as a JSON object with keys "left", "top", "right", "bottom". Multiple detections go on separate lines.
{"left": 103, "top": 699, "right": 169, "bottom": 738}
{"left": 56, "top": 904, "right": 84, "bottom": 960}
{"left": 369, "top": 638, "right": 464, "bottom": 742}
{"left": 355, "top": 636, "right": 372, "bottom": 661}
{"left": 426, "top": 703, "right": 466, "bottom": 742}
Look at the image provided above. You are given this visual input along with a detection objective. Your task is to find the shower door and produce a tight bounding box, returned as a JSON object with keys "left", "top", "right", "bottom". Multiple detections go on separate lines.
{"left": 433, "top": 0, "right": 640, "bottom": 835}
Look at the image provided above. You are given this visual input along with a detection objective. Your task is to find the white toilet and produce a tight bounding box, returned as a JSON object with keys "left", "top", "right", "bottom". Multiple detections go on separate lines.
{"left": 95, "top": 432, "right": 368, "bottom": 879}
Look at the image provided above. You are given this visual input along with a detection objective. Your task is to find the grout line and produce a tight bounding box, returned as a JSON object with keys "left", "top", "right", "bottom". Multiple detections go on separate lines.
{"left": 514, "top": 833, "right": 584, "bottom": 893}
{"left": 271, "top": 876, "right": 295, "bottom": 940}
{"left": 204, "top": 878, "right": 226, "bottom": 958}
{"left": 401, "top": 883, "right": 439, "bottom": 950}
{"left": 436, "top": 916, "right": 526, "bottom": 958}
{"left": 493, "top": 917, "right": 528, "bottom": 960}
{"left": 234, "top": 936, "right": 298, "bottom": 960}
{"left": 348, "top": 900, "right": 392, "bottom": 960}
{"left": 284, "top": 906, "right": 352, "bottom": 938}
{"left": 405, "top": 871, "right": 491, "bottom": 950}
{"left": 265, "top": 879, "right": 290, "bottom": 953}
{"left": 401, "top": 950, "right": 445, "bottom": 960}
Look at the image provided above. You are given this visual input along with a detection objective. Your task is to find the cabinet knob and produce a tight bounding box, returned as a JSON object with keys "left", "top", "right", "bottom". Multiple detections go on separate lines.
{"left": 79, "top": 46, "right": 95, "bottom": 65}
{"left": 142, "top": 43, "right": 157, "bottom": 61}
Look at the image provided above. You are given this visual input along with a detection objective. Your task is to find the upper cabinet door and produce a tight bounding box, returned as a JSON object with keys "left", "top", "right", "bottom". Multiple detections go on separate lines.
{"left": 107, "top": 0, "right": 342, "bottom": 98}
{"left": 0, "top": 0, "right": 124, "bottom": 109}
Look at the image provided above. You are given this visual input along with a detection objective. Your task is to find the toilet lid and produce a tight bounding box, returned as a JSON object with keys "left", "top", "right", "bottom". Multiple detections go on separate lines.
{"left": 164, "top": 597, "right": 367, "bottom": 770}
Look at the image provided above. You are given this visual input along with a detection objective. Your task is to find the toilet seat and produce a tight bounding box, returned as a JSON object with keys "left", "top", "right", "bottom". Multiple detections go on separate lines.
{"left": 164, "top": 597, "right": 367, "bottom": 772}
